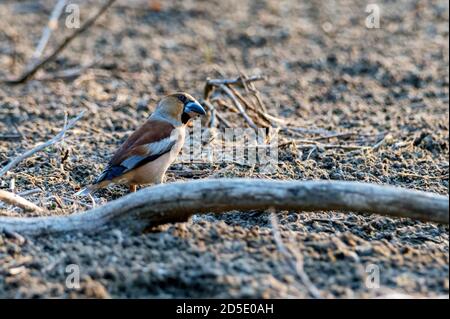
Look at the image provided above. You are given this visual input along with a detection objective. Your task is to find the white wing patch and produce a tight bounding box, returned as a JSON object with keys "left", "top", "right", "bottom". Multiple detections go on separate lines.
{"left": 120, "top": 137, "right": 176, "bottom": 171}
{"left": 146, "top": 137, "right": 174, "bottom": 155}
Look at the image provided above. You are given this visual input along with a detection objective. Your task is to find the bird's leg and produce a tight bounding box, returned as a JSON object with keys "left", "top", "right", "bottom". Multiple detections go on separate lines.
{"left": 154, "top": 175, "right": 165, "bottom": 185}
{"left": 129, "top": 184, "right": 137, "bottom": 193}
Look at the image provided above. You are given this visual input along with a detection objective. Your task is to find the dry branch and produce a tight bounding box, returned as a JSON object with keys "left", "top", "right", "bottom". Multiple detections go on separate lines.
{"left": 0, "top": 190, "right": 43, "bottom": 213}
{"left": 227, "top": 85, "right": 272, "bottom": 127}
{"left": 204, "top": 75, "right": 265, "bottom": 99}
{"left": 0, "top": 111, "right": 85, "bottom": 178}
{"left": 206, "top": 75, "right": 265, "bottom": 87}
{"left": 4, "top": 0, "right": 116, "bottom": 84}
{"left": 0, "top": 179, "right": 447, "bottom": 236}
{"left": 27, "top": 0, "right": 68, "bottom": 69}
{"left": 219, "top": 84, "right": 258, "bottom": 130}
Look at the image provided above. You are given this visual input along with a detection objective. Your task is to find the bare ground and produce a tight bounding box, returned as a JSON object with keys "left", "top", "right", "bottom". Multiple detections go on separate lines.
{"left": 0, "top": 0, "right": 448, "bottom": 298}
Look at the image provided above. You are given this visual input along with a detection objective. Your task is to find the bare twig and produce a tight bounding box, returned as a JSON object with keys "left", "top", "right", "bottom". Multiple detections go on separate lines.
{"left": 0, "top": 190, "right": 43, "bottom": 213}
{"left": 270, "top": 214, "right": 323, "bottom": 298}
{"left": 0, "top": 188, "right": 42, "bottom": 208}
{"left": 27, "top": 0, "right": 68, "bottom": 69}
{"left": 240, "top": 72, "right": 268, "bottom": 114}
{"left": 200, "top": 99, "right": 217, "bottom": 128}
{"left": 306, "top": 146, "right": 318, "bottom": 160}
{"left": 280, "top": 138, "right": 369, "bottom": 151}
{"left": 298, "top": 144, "right": 369, "bottom": 151}
{"left": 219, "top": 84, "right": 258, "bottom": 130}
{"left": 0, "top": 111, "right": 85, "bottom": 178}
{"left": 18, "top": 189, "right": 42, "bottom": 197}
{"left": 372, "top": 134, "right": 393, "bottom": 151}
{"left": 212, "top": 75, "right": 266, "bottom": 85}
{"left": 312, "top": 132, "right": 358, "bottom": 141}
{"left": 4, "top": 0, "right": 116, "bottom": 84}
{"left": 283, "top": 127, "right": 338, "bottom": 136}
{"left": 227, "top": 85, "right": 272, "bottom": 127}
{"left": 201, "top": 99, "right": 231, "bottom": 128}
{"left": 0, "top": 134, "right": 22, "bottom": 141}
{"left": 36, "top": 57, "right": 100, "bottom": 81}
{"left": 0, "top": 179, "right": 447, "bottom": 236}
{"left": 205, "top": 75, "right": 265, "bottom": 96}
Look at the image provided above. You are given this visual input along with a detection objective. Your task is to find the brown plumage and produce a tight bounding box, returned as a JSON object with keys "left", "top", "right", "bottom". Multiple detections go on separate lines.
{"left": 109, "top": 120, "right": 175, "bottom": 165}
{"left": 75, "top": 92, "right": 206, "bottom": 196}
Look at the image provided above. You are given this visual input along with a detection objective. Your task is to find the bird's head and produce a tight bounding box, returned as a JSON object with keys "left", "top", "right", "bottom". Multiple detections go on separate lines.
{"left": 154, "top": 92, "right": 206, "bottom": 125}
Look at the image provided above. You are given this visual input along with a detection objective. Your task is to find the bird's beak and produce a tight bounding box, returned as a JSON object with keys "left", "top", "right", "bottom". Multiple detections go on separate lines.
{"left": 184, "top": 101, "right": 206, "bottom": 116}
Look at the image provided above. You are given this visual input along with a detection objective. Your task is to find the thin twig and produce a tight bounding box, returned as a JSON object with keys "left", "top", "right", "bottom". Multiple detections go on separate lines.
{"left": 204, "top": 75, "right": 265, "bottom": 100}
{"left": 200, "top": 99, "right": 217, "bottom": 128}
{"left": 4, "top": 0, "right": 116, "bottom": 84}
{"left": 298, "top": 144, "right": 369, "bottom": 151}
{"left": 242, "top": 72, "right": 268, "bottom": 114}
{"left": 313, "top": 132, "right": 358, "bottom": 141}
{"left": 270, "top": 213, "right": 323, "bottom": 298}
{"left": 219, "top": 84, "right": 258, "bottom": 130}
{"left": 18, "top": 189, "right": 42, "bottom": 197}
{"left": 372, "top": 134, "right": 392, "bottom": 151}
{"left": 201, "top": 99, "right": 231, "bottom": 128}
{"left": 227, "top": 85, "right": 272, "bottom": 127}
{"left": 0, "top": 190, "right": 43, "bottom": 213}
{"left": 35, "top": 57, "right": 100, "bottom": 81}
{"left": 283, "top": 127, "right": 338, "bottom": 136}
{"left": 280, "top": 138, "right": 369, "bottom": 151}
{"left": 27, "top": 0, "right": 68, "bottom": 69}
{"left": 306, "top": 146, "right": 317, "bottom": 160}
{"left": 0, "top": 134, "right": 22, "bottom": 141}
{"left": 206, "top": 75, "right": 265, "bottom": 88}
{"left": 0, "top": 111, "right": 85, "bottom": 178}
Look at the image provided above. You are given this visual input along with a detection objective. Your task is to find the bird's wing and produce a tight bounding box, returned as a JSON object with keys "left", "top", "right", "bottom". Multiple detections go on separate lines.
{"left": 94, "top": 120, "right": 177, "bottom": 183}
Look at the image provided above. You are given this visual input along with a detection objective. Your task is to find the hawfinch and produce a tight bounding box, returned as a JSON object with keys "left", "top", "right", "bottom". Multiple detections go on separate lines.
{"left": 75, "top": 93, "right": 206, "bottom": 196}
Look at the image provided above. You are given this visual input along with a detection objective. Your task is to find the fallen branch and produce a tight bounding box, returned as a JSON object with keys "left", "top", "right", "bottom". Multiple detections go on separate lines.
{"left": 0, "top": 190, "right": 43, "bottom": 213}
{"left": 4, "top": 0, "right": 116, "bottom": 84}
{"left": 0, "top": 179, "right": 447, "bottom": 236}
{"left": 0, "top": 111, "right": 85, "bottom": 178}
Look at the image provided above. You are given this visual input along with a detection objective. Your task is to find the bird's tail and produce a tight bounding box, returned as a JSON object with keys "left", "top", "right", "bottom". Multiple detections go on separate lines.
{"left": 74, "top": 184, "right": 101, "bottom": 196}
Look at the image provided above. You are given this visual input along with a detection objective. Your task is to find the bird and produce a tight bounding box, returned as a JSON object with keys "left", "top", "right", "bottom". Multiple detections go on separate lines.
{"left": 75, "top": 92, "right": 206, "bottom": 196}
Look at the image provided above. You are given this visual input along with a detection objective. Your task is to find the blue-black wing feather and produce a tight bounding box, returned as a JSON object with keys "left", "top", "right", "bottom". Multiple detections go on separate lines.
{"left": 95, "top": 144, "right": 174, "bottom": 183}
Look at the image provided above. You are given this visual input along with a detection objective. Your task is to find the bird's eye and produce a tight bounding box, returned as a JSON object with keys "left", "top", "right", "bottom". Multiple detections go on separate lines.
{"left": 177, "top": 95, "right": 187, "bottom": 104}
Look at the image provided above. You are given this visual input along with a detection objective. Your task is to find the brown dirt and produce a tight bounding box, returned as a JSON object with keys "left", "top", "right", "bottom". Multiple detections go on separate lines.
{"left": 0, "top": 0, "right": 448, "bottom": 298}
